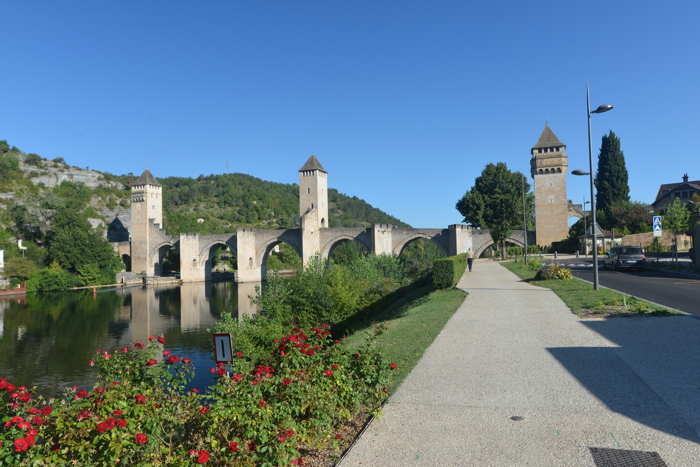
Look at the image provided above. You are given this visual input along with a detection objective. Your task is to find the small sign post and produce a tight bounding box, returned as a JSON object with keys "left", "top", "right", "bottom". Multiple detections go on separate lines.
{"left": 213, "top": 333, "right": 233, "bottom": 364}
{"left": 653, "top": 216, "right": 662, "bottom": 263}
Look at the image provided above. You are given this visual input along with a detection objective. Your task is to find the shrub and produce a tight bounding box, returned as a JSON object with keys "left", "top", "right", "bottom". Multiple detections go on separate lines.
{"left": 534, "top": 265, "right": 573, "bottom": 280}
{"left": 0, "top": 327, "right": 393, "bottom": 466}
{"left": 432, "top": 254, "right": 466, "bottom": 289}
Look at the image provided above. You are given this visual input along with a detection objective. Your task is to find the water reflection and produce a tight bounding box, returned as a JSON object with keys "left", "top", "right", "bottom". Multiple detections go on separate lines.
{"left": 0, "top": 281, "right": 261, "bottom": 399}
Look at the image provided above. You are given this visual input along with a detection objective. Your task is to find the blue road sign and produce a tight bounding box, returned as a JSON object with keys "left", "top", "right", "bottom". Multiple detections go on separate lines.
{"left": 653, "top": 216, "right": 662, "bottom": 225}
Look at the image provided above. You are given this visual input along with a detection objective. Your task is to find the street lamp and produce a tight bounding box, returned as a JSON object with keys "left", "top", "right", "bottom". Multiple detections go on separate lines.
{"left": 521, "top": 177, "right": 531, "bottom": 265}
{"left": 571, "top": 83, "right": 613, "bottom": 291}
{"left": 583, "top": 198, "right": 590, "bottom": 255}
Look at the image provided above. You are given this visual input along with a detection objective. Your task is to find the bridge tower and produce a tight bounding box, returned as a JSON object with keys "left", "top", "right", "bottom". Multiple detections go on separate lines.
{"left": 530, "top": 125, "right": 569, "bottom": 247}
{"left": 130, "top": 169, "right": 163, "bottom": 275}
{"left": 299, "top": 154, "right": 328, "bottom": 228}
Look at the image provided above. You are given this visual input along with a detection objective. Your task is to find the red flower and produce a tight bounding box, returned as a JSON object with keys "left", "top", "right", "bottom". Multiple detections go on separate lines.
{"left": 167, "top": 355, "right": 180, "bottom": 364}
{"left": 32, "top": 416, "right": 45, "bottom": 426}
{"left": 96, "top": 422, "right": 107, "bottom": 433}
{"left": 189, "top": 388, "right": 199, "bottom": 394}
{"left": 163, "top": 350, "right": 171, "bottom": 357}
{"left": 113, "top": 410, "right": 123, "bottom": 417}
{"left": 6, "top": 383, "right": 15, "bottom": 391}
{"left": 157, "top": 337, "right": 166, "bottom": 345}
{"left": 105, "top": 418, "right": 117, "bottom": 429}
{"left": 95, "top": 387, "right": 105, "bottom": 394}
{"left": 182, "top": 358, "right": 192, "bottom": 364}
{"left": 135, "top": 433, "right": 147, "bottom": 444}
{"left": 336, "top": 433, "right": 342, "bottom": 439}
{"left": 228, "top": 441, "right": 238, "bottom": 452}
{"left": 217, "top": 368, "right": 226, "bottom": 377}
{"left": 390, "top": 362, "right": 397, "bottom": 369}
{"left": 199, "top": 407, "right": 210, "bottom": 414}
{"left": 235, "top": 351, "right": 243, "bottom": 356}
{"left": 232, "top": 374, "right": 243, "bottom": 383}
{"left": 134, "top": 341, "right": 144, "bottom": 348}
{"left": 134, "top": 394, "right": 146, "bottom": 403}
{"left": 121, "top": 347, "right": 129, "bottom": 353}
{"left": 324, "top": 370, "right": 333, "bottom": 377}
{"left": 197, "top": 450, "right": 209, "bottom": 463}
{"left": 282, "top": 378, "right": 291, "bottom": 386}
{"left": 88, "top": 359, "right": 95, "bottom": 367}
{"left": 259, "top": 399, "right": 266, "bottom": 407}
{"left": 28, "top": 408, "right": 40, "bottom": 415}
{"left": 14, "top": 438, "right": 29, "bottom": 452}
{"left": 116, "top": 419, "right": 127, "bottom": 427}
{"left": 149, "top": 335, "right": 156, "bottom": 341}
{"left": 19, "top": 393, "right": 32, "bottom": 402}
{"left": 279, "top": 433, "right": 287, "bottom": 442}
{"left": 76, "top": 390, "right": 89, "bottom": 398}
{"left": 331, "top": 364, "right": 338, "bottom": 370}
{"left": 146, "top": 359, "right": 158, "bottom": 366}
{"left": 41, "top": 406, "right": 53, "bottom": 416}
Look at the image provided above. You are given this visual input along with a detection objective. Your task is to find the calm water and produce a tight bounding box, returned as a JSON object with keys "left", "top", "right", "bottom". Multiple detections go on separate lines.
{"left": 0, "top": 281, "right": 261, "bottom": 399}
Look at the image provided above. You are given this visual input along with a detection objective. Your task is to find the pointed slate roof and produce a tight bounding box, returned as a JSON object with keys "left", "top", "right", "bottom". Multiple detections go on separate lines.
{"left": 134, "top": 168, "right": 161, "bottom": 187}
{"left": 532, "top": 125, "right": 565, "bottom": 149}
{"left": 298, "top": 154, "right": 327, "bottom": 173}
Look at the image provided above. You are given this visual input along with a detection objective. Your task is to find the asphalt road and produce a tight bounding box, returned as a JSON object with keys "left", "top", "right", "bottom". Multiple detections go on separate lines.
{"left": 544, "top": 257, "right": 700, "bottom": 316}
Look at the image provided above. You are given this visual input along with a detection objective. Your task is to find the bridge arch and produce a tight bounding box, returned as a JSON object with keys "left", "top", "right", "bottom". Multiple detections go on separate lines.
{"left": 150, "top": 241, "right": 176, "bottom": 276}
{"left": 257, "top": 238, "right": 303, "bottom": 281}
{"left": 474, "top": 235, "right": 525, "bottom": 258}
{"left": 321, "top": 235, "right": 371, "bottom": 260}
{"left": 392, "top": 234, "right": 449, "bottom": 257}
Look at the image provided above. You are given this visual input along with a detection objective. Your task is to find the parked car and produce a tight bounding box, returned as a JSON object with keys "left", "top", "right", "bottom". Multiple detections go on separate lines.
{"left": 603, "top": 245, "right": 646, "bottom": 272}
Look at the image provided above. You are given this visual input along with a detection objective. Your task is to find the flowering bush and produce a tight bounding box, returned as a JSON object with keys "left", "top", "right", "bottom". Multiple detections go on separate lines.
{"left": 0, "top": 326, "right": 394, "bottom": 466}
{"left": 534, "top": 265, "right": 573, "bottom": 280}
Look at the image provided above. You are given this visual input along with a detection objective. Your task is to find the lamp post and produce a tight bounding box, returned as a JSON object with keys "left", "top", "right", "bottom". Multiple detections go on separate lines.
{"left": 522, "top": 177, "right": 531, "bottom": 265}
{"left": 583, "top": 198, "right": 590, "bottom": 255}
{"left": 572, "top": 83, "right": 613, "bottom": 291}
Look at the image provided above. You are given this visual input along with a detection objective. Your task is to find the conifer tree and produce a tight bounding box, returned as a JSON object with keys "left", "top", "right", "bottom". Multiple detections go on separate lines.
{"left": 594, "top": 130, "right": 630, "bottom": 215}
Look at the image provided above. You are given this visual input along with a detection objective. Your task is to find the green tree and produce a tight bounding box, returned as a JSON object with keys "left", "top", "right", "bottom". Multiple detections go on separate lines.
{"left": 3, "top": 256, "right": 40, "bottom": 280}
{"left": 46, "top": 209, "right": 123, "bottom": 284}
{"left": 608, "top": 202, "right": 655, "bottom": 235}
{"left": 595, "top": 131, "right": 630, "bottom": 218}
{"left": 456, "top": 163, "right": 529, "bottom": 259}
{"left": 664, "top": 198, "right": 690, "bottom": 263}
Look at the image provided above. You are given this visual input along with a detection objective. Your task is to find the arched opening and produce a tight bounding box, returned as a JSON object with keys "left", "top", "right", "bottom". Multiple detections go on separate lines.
{"left": 121, "top": 254, "right": 131, "bottom": 272}
{"left": 209, "top": 244, "right": 237, "bottom": 280}
{"left": 398, "top": 238, "right": 447, "bottom": 281}
{"left": 160, "top": 247, "right": 180, "bottom": 277}
{"left": 545, "top": 169, "right": 550, "bottom": 174}
{"left": 328, "top": 239, "right": 369, "bottom": 266}
{"left": 265, "top": 242, "right": 302, "bottom": 275}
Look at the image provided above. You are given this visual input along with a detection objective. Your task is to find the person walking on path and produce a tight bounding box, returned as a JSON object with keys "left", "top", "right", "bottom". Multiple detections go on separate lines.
{"left": 466, "top": 248, "right": 474, "bottom": 272}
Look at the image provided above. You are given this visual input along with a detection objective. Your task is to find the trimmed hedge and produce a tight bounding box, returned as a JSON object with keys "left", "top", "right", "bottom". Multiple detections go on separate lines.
{"left": 432, "top": 253, "right": 467, "bottom": 289}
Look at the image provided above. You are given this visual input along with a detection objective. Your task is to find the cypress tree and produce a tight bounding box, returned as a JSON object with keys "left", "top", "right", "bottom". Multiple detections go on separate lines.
{"left": 595, "top": 130, "right": 630, "bottom": 215}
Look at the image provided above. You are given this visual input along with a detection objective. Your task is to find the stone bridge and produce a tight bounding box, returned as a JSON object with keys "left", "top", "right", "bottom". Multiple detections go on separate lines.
{"left": 130, "top": 220, "right": 534, "bottom": 283}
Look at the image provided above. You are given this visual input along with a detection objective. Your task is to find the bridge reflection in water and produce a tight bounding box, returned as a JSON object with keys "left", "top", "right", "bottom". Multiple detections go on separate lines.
{"left": 0, "top": 281, "right": 260, "bottom": 399}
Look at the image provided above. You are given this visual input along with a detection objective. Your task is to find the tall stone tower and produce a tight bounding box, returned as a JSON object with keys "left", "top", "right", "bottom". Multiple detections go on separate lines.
{"left": 530, "top": 125, "right": 569, "bottom": 247}
{"left": 130, "top": 169, "right": 163, "bottom": 275}
{"left": 299, "top": 154, "right": 328, "bottom": 228}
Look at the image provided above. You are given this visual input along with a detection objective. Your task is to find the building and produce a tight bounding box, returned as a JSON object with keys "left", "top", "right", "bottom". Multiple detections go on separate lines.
{"left": 530, "top": 125, "right": 570, "bottom": 246}
{"left": 652, "top": 173, "right": 700, "bottom": 211}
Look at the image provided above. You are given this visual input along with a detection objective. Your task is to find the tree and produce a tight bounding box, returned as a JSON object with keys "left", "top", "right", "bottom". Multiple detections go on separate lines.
{"left": 595, "top": 131, "right": 630, "bottom": 217}
{"left": 608, "top": 202, "right": 655, "bottom": 235}
{"left": 664, "top": 198, "right": 690, "bottom": 263}
{"left": 456, "top": 163, "right": 529, "bottom": 259}
{"left": 46, "top": 209, "right": 123, "bottom": 284}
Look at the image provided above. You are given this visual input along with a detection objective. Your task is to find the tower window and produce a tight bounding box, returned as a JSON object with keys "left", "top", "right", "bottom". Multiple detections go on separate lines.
{"left": 557, "top": 168, "right": 562, "bottom": 173}
{"left": 307, "top": 188, "right": 311, "bottom": 194}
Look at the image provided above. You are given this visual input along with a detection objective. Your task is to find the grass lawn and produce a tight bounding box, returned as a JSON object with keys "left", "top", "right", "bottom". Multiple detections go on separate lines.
{"left": 501, "top": 260, "right": 681, "bottom": 318}
{"left": 344, "top": 285, "right": 467, "bottom": 394}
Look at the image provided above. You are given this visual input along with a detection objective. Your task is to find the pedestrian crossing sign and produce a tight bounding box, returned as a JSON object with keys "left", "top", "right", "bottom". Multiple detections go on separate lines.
{"left": 653, "top": 216, "right": 662, "bottom": 237}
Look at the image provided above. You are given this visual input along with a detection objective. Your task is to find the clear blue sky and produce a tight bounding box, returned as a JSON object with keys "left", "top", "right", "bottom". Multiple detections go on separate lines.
{"left": 2, "top": 1, "right": 698, "bottom": 228}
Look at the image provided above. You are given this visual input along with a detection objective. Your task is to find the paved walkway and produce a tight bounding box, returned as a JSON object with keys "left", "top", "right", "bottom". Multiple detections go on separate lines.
{"left": 338, "top": 260, "right": 700, "bottom": 466}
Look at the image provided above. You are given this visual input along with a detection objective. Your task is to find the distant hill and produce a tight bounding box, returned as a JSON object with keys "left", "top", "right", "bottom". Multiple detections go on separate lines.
{"left": 0, "top": 140, "right": 410, "bottom": 244}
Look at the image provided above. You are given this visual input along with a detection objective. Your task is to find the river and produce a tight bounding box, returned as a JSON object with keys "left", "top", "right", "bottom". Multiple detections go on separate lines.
{"left": 0, "top": 281, "right": 261, "bottom": 399}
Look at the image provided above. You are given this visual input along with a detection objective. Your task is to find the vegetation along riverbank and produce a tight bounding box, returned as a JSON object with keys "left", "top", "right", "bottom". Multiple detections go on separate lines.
{"left": 1, "top": 252, "right": 467, "bottom": 466}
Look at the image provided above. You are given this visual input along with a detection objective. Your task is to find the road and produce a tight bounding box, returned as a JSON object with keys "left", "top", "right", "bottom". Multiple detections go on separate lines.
{"left": 542, "top": 257, "right": 700, "bottom": 317}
